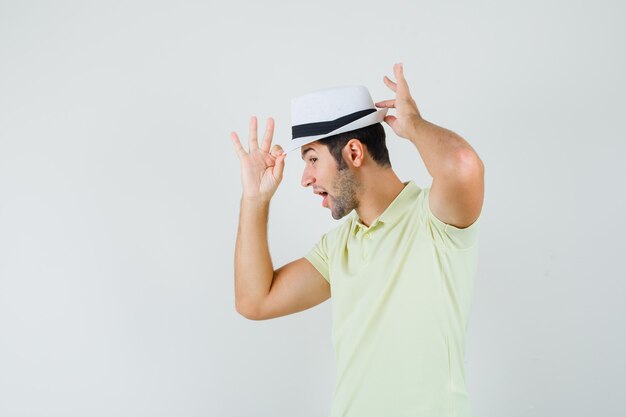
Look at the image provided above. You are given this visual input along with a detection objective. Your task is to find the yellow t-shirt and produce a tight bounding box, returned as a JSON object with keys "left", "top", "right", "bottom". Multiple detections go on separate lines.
{"left": 305, "top": 180, "right": 480, "bottom": 417}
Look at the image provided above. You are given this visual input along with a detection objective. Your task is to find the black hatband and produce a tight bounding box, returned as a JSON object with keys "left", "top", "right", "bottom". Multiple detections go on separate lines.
{"left": 292, "top": 108, "right": 376, "bottom": 139}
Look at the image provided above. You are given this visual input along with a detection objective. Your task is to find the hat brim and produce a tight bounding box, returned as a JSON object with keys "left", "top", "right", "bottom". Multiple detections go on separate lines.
{"left": 284, "top": 107, "right": 388, "bottom": 154}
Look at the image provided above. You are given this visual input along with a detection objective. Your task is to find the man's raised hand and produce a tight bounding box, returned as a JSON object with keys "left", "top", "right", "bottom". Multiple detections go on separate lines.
{"left": 230, "top": 116, "right": 286, "bottom": 202}
{"left": 375, "top": 63, "right": 423, "bottom": 140}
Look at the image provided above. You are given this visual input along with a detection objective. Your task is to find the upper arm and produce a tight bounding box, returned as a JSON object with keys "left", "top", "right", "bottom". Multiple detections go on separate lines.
{"left": 429, "top": 148, "right": 484, "bottom": 229}
{"left": 246, "top": 257, "right": 330, "bottom": 321}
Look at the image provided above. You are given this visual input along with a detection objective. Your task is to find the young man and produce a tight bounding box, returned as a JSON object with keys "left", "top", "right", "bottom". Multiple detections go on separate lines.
{"left": 230, "top": 63, "right": 484, "bottom": 417}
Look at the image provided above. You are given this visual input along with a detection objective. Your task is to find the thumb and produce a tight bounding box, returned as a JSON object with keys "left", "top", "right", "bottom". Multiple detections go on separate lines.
{"left": 383, "top": 115, "right": 397, "bottom": 128}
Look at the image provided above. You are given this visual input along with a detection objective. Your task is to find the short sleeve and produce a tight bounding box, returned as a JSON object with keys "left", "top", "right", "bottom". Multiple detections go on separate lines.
{"left": 421, "top": 187, "right": 481, "bottom": 251}
{"left": 305, "top": 233, "right": 330, "bottom": 283}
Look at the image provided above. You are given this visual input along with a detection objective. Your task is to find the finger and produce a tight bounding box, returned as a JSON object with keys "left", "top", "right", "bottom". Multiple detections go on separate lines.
{"left": 270, "top": 143, "right": 284, "bottom": 157}
{"left": 383, "top": 75, "right": 397, "bottom": 93}
{"left": 260, "top": 117, "right": 274, "bottom": 152}
{"left": 375, "top": 99, "right": 396, "bottom": 108}
{"left": 230, "top": 132, "right": 247, "bottom": 159}
{"left": 248, "top": 116, "right": 259, "bottom": 150}
{"left": 393, "top": 63, "right": 411, "bottom": 95}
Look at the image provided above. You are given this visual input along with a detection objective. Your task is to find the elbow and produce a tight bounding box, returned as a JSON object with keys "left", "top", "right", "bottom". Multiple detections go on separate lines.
{"left": 236, "top": 300, "right": 262, "bottom": 321}
{"left": 236, "top": 305, "right": 256, "bottom": 320}
{"left": 452, "top": 148, "right": 484, "bottom": 180}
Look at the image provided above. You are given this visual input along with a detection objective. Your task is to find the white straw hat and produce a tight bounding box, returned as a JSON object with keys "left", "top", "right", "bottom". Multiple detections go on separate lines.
{"left": 285, "top": 85, "right": 388, "bottom": 153}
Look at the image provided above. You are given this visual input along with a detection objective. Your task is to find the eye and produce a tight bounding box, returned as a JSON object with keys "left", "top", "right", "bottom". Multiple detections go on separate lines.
{"left": 309, "top": 157, "right": 318, "bottom": 164}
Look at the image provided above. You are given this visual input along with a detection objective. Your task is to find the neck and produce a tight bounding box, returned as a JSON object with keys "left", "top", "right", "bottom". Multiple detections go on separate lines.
{"left": 354, "top": 165, "right": 405, "bottom": 227}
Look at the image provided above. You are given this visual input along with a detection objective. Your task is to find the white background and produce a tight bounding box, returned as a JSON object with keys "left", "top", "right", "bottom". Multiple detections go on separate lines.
{"left": 1, "top": 0, "right": 624, "bottom": 416}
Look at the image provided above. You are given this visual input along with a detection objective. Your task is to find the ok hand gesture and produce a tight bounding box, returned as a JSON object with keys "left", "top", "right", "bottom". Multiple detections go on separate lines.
{"left": 375, "top": 63, "right": 423, "bottom": 140}
{"left": 230, "top": 116, "right": 286, "bottom": 202}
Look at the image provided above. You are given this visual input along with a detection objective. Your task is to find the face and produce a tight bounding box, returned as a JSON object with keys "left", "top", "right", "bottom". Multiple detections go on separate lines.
{"left": 301, "top": 142, "right": 360, "bottom": 220}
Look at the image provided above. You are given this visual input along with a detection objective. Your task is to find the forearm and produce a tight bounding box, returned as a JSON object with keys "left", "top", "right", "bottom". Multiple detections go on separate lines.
{"left": 234, "top": 197, "right": 274, "bottom": 313}
{"left": 407, "top": 117, "right": 481, "bottom": 179}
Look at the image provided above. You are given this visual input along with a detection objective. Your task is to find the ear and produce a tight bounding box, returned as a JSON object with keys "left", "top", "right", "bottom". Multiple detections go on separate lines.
{"left": 342, "top": 139, "right": 365, "bottom": 168}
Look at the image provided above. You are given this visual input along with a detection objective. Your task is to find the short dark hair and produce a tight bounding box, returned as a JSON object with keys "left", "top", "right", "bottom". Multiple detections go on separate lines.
{"left": 318, "top": 123, "right": 391, "bottom": 170}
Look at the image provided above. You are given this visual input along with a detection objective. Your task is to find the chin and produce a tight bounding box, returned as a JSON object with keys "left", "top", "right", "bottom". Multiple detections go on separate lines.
{"left": 330, "top": 209, "right": 349, "bottom": 220}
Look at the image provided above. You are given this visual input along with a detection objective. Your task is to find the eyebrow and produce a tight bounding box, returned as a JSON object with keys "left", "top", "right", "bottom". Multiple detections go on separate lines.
{"left": 301, "top": 147, "right": 315, "bottom": 160}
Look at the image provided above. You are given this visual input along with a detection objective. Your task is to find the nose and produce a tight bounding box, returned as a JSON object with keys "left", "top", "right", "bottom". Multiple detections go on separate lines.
{"left": 301, "top": 167, "right": 315, "bottom": 188}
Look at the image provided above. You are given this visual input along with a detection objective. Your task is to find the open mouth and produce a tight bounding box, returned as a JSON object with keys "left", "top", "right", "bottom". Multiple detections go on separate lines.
{"left": 321, "top": 192, "right": 329, "bottom": 207}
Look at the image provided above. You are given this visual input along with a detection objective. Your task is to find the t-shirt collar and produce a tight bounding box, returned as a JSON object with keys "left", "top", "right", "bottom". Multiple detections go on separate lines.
{"left": 350, "top": 180, "right": 420, "bottom": 234}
